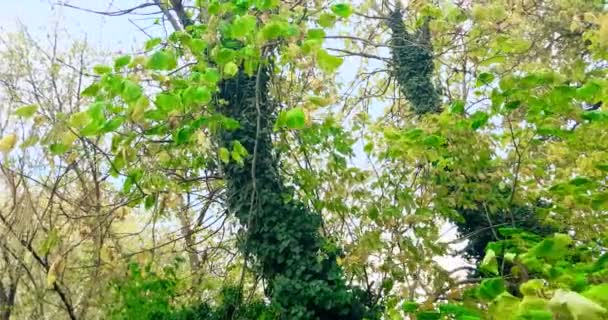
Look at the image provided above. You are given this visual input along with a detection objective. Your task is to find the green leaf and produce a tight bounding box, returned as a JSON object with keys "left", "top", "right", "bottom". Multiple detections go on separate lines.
{"left": 498, "top": 227, "right": 524, "bottom": 237}
{"left": 319, "top": 13, "right": 336, "bottom": 28}
{"left": 307, "top": 28, "right": 326, "bottom": 40}
{"left": 49, "top": 143, "right": 70, "bottom": 155}
{"left": 470, "top": 111, "right": 489, "bottom": 130}
{"left": 232, "top": 140, "right": 248, "bottom": 157}
{"left": 504, "top": 252, "right": 516, "bottom": 262}
{"left": 144, "top": 37, "right": 162, "bottom": 50}
{"left": 40, "top": 229, "right": 60, "bottom": 255}
{"left": 582, "top": 111, "right": 608, "bottom": 122}
{"left": 517, "top": 309, "right": 552, "bottom": 320}
{"left": 208, "top": 1, "right": 220, "bottom": 14}
{"left": 489, "top": 292, "right": 520, "bottom": 319}
{"left": 285, "top": 107, "right": 306, "bottom": 129}
{"left": 122, "top": 176, "right": 133, "bottom": 193}
{"left": 147, "top": 50, "right": 177, "bottom": 70}
{"left": 144, "top": 194, "right": 157, "bottom": 210}
{"left": 505, "top": 100, "right": 521, "bottom": 110}
{"left": 499, "top": 75, "right": 516, "bottom": 91}
{"left": 261, "top": 21, "right": 287, "bottom": 40}
{"left": 224, "top": 62, "right": 239, "bottom": 77}
{"left": 254, "top": 0, "right": 279, "bottom": 9}
{"left": 438, "top": 304, "right": 480, "bottom": 318}
{"left": 87, "top": 102, "right": 105, "bottom": 123}
{"left": 231, "top": 149, "right": 243, "bottom": 165}
{"left": 112, "top": 151, "right": 125, "bottom": 174}
{"left": 401, "top": 128, "right": 422, "bottom": 140}
{"left": 416, "top": 311, "right": 441, "bottom": 320}
{"left": 477, "top": 278, "right": 506, "bottom": 301}
{"left": 528, "top": 233, "right": 572, "bottom": 262}
{"left": 102, "top": 116, "right": 125, "bottom": 133}
{"left": 402, "top": 301, "right": 419, "bottom": 313}
{"left": 316, "top": 49, "right": 343, "bottom": 73}
{"left": 476, "top": 72, "right": 495, "bottom": 86}
{"left": 301, "top": 39, "right": 323, "bottom": 55}
{"left": 183, "top": 86, "right": 211, "bottom": 106}
{"left": 93, "top": 64, "right": 112, "bottom": 75}
{"left": 103, "top": 75, "right": 123, "bottom": 95}
{"left": 519, "top": 296, "right": 549, "bottom": 312}
{"left": 481, "top": 249, "right": 499, "bottom": 275}
{"left": 221, "top": 117, "right": 240, "bottom": 131}
{"left": 569, "top": 176, "right": 592, "bottom": 186}
{"left": 155, "top": 93, "right": 181, "bottom": 111}
{"left": 114, "top": 55, "right": 131, "bottom": 70}
{"left": 331, "top": 3, "right": 353, "bottom": 18}
{"left": 450, "top": 100, "right": 465, "bottom": 114}
{"left": 189, "top": 39, "right": 207, "bottom": 53}
{"left": 175, "top": 127, "right": 193, "bottom": 145}
{"left": 122, "top": 80, "right": 143, "bottom": 103}
{"left": 583, "top": 284, "right": 608, "bottom": 308}
{"left": 204, "top": 68, "right": 221, "bottom": 84}
{"left": 422, "top": 134, "right": 444, "bottom": 148}
{"left": 520, "top": 279, "right": 545, "bottom": 296}
{"left": 595, "top": 163, "right": 608, "bottom": 172}
{"left": 81, "top": 83, "right": 100, "bottom": 97}
{"left": 576, "top": 82, "right": 601, "bottom": 101}
{"left": 232, "top": 15, "right": 257, "bottom": 38}
{"left": 219, "top": 147, "right": 230, "bottom": 164}
{"left": 20, "top": 135, "right": 38, "bottom": 149}
{"left": 14, "top": 104, "right": 38, "bottom": 118}
{"left": 215, "top": 48, "right": 236, "bottom": 64}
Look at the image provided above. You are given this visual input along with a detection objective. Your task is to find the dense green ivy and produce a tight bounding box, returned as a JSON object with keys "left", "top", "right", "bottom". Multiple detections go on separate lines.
{"left": 388, "top": 4, "right": 441, "bottom": 115}
{"left": 386, "top": 4, "right": 558, "bottom": 290}
{"left": 216, "top": 68, "right": 379, "bottom": 319}
{"left": 454, "top": 198, "right": 558, "bottom": 296}
{"left": 455, "top": 202, "right": 555, "bottom": 263}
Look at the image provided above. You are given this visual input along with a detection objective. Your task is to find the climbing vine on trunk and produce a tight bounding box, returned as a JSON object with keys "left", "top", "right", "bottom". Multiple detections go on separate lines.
{"left": 388, "top": 4, "right": 441, "bottom": 115}
{"left": 217, "top": 66, "right": 377, "bottom": 319}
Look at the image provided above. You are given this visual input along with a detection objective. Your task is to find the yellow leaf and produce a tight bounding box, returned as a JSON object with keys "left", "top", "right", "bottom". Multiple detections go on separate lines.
{"left": 0, "top": 133, "right": 17, "bottom": 153}
{"left": 61, "top": 131, "right": 78, "bottom": 146}
{"left": 157, "top": 150, "right": 170, "bottom": 164}
{"left": 598, "top": 14, "right": 608, "bottom": 47}
{"left": 130, "top": 96, "right": 148, "bottom": 124}
{"left": 47, "top": 256, "right": 64, "bottom": 288}
{"left": 46, "top": 272, "right": 57, "bottom": 288}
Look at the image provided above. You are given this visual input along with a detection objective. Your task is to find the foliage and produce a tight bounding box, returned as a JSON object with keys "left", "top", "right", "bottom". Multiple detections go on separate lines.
{"left": 109, "top": 261, "right": 270, "bottom": 320}
{"left": 109, "top": 261, "right": 183, "bottom": 320}
{"left": 1, "top": 0, "right": 607, "bottom": 319}
{"left": 388, "top": 3, "right": 441, "bottom": 115}
{"left": 217, "top": 69, "right": 377, "bottom": 319}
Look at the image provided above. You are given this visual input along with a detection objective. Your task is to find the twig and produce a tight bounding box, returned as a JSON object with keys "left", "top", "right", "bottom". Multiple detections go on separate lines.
{"left": 58, "top": 2, "right": 156, "bottom": 16}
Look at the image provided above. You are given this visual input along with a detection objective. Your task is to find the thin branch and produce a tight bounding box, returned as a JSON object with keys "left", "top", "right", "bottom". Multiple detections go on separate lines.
{"left": 58, "top": 3, "right": 157, "bottom": 17}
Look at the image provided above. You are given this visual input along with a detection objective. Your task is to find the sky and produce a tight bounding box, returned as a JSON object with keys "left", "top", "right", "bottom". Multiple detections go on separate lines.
{"left": 1, "top": 0, "right": 157, "bottom": 52}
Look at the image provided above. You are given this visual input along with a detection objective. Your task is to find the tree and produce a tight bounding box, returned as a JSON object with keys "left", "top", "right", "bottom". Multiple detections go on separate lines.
{"left": 1, "top": 0, "right": 608, "bottom": 319}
